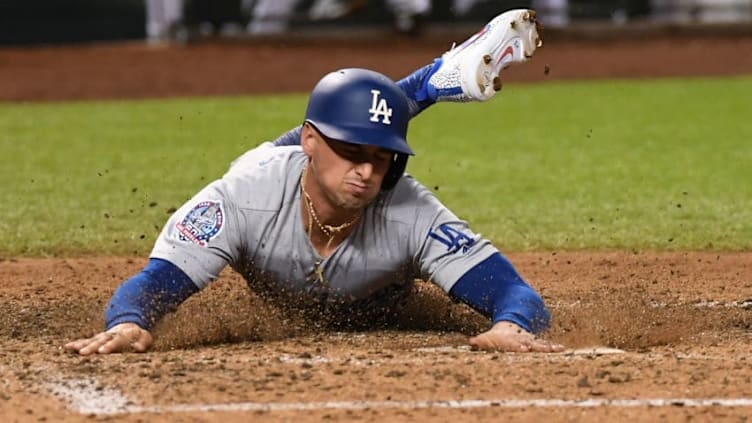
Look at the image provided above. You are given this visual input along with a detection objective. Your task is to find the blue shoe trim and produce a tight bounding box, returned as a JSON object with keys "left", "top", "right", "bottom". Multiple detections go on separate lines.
{"left": 417, "top": 58, "right": 443, "bottom": 102}
{"left": 397, "top": 59, "right": 442, "bottom": 113}
{"left": 434, "top": 86, "right": 464, "bottom": 98}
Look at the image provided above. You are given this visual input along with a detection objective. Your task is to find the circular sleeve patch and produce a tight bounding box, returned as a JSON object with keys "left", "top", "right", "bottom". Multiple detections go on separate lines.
{"left": 176, "top": 200, "right": 225, "bottom": 246}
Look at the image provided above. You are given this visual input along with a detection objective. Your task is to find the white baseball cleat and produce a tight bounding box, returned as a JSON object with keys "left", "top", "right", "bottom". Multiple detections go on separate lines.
{"left": 426, "top": 9, "right": 543, "bottom": 102}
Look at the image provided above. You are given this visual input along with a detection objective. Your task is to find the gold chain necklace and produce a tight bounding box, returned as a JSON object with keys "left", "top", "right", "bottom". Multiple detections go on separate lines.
{"left": 300, "top": 164, "right": 361, "bottom": 249}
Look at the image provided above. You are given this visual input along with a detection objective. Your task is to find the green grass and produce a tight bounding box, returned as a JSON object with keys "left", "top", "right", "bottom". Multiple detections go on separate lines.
{"left": 409, "top": 77, "right": 752, "bottom": 251}
{"left": 1, "top": 76, "right": 751, "bottom": 256}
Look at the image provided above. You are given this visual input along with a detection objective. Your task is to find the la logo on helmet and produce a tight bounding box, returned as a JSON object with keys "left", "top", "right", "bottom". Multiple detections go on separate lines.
{"left": 368, "top": 89, "right": 392, "bottom": 125}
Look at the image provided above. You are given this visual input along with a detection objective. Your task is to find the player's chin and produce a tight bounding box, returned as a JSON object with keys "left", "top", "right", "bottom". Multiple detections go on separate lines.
{"left": 338, "top": 196, "right": 371, "bottom": 211}
{"left": 338, "top": 189, "right": 377, "bottom": 210}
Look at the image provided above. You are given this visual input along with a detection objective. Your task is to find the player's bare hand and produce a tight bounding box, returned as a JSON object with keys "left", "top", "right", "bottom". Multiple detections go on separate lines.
{"left": 64, "top": 323, "right": 153, "bottom": 355}
{"left": 469, "top": 321, "right": 563, "bottom": 353}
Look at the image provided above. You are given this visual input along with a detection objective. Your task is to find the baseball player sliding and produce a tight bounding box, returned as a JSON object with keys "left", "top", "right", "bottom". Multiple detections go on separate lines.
{"left": 66, "top": 9, "right": 563, "bottom": 355}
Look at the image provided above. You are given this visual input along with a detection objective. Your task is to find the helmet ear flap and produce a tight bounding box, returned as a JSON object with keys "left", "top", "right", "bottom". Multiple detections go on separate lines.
{"left": 382, "top": 153, "right": 408, "bottom": 191}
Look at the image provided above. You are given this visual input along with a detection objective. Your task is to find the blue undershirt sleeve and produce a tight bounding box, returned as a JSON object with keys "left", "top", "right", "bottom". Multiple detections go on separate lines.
{"left": 448, "top": 252, "right": 551, "bottom": 334}
{"left": 104, "top": 258, "right": 199, "bottom": 331}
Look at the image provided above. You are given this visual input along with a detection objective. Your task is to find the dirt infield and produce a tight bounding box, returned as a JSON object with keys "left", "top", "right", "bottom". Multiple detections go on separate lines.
{"left": 2, "top": 29, "right": 752, "bottom": 421}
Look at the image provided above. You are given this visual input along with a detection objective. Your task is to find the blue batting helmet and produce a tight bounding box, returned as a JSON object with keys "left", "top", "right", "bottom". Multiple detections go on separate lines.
{"left": 304, "top": 68, "right": 413, "bottom": 190}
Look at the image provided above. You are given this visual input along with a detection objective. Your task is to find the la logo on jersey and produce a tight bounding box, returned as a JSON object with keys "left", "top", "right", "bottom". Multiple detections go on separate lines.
{"left": 428, "top": 223, "right": 477, "bottom": 254}
{"left": 368, "top": 89, "right": 392, "bottom": 124}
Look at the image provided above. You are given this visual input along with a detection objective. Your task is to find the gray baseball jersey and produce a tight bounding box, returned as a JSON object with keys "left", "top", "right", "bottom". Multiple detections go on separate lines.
{"left": 151, "top": 142, "right": 498, "bottom": 303}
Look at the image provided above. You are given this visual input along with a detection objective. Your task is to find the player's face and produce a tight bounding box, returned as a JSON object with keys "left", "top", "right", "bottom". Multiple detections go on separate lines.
{"left": 303, "top": 124, "right": 394, "bottom": 211}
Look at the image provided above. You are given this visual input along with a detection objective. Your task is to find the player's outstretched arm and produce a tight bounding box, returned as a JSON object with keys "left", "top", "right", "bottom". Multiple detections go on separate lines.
{"left": 64, "top": 258, "right": 198, "bottom": 355}
{"left": 64, "top": 323, "right": 153, "bottom": 355}
{"left": 449, "top": 252, "right": 563, "bottom": 353}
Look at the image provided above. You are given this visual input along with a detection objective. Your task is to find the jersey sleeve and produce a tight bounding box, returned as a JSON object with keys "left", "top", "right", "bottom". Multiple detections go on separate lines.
{"left": 271, "top": 125, "right": 303, "bottom": 147}
{"left": 150, "top": 179, "right": 244, "bottom": 290}
{"left": 397, "top": 176, "right": 498, "bottom": 292}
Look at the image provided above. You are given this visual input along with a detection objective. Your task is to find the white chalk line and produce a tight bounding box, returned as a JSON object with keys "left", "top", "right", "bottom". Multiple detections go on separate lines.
{"left": 47, "top": 378, "right": 752, "bottom": 416}
{"left": 112, "top": 398, "right": 752, "bottom": 414}
{"left": 550, "top": 300, "right": 752, "bottom": 309}
{"left": 48, "top": 378, "right": 132, "bottom": 416}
